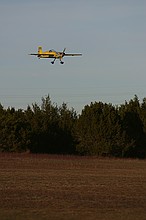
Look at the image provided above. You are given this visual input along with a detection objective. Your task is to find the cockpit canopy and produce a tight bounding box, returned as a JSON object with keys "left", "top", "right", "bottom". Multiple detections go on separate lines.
{"left": 49, "top": 49, "right": 56, "bottom": 52}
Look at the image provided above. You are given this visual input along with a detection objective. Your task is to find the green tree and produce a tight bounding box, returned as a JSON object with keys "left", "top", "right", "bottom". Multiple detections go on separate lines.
{"left": 76, "top": 102, "right": 126, "bottom": 156}
{"left": 26, "top": 95, "right": 77, "bottom": 154}
{"left": 58, "top": 103, "right": 77, "bottom": 154}
{"left": 118, "top": 96, "right": 146, "bottom": 158}
{"left": 0, "top": 107, "right": 30, "bottom": 152}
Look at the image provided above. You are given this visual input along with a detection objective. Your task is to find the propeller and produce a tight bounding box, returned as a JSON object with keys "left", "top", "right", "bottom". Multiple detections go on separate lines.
{"left": 62, "top": 48, "right": 66, "bottom": 56}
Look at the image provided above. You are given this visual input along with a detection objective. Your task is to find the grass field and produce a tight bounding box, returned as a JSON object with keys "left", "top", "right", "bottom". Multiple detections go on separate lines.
{"left": 0, "top": 153, "right": 146, "bottom": 220}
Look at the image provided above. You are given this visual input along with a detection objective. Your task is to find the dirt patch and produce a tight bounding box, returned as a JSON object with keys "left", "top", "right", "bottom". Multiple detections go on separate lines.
{"left": 0, "top": 154, "right": 146, "bottom": 220}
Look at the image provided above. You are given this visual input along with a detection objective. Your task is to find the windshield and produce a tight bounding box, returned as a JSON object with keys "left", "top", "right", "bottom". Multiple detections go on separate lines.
{"left": 49, "top": 49, "right": 56, "bottom": 52}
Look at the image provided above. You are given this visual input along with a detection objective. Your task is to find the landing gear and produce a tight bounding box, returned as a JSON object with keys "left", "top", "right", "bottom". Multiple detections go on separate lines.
{"left": 51, "top": 58, "right": 64, "bottom": 64}
{"left": 60, "top": 58, "right": 64, "bottom": 64}
{"left": 51, "top": 58, "right": 56, "bottom": 64}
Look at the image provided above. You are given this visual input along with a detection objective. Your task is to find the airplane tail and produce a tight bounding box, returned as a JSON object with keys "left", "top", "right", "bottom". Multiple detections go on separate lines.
{"left": 38, "top": 46, "right": 42, "bottom": 54}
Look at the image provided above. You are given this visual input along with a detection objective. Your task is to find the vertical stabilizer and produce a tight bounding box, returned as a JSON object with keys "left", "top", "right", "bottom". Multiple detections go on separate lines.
{"left": 38, "top": 46, "right": 42, "bottom": 54}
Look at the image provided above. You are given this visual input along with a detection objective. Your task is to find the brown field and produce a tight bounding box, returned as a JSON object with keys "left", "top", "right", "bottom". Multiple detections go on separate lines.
{"left": 0, "top": 153, "right": 146, "bottom": 220}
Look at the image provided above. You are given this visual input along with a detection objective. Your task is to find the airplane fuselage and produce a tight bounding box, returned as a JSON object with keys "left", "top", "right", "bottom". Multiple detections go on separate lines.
{"left": 38, "top": 51, "right": 63, "bottom": 59}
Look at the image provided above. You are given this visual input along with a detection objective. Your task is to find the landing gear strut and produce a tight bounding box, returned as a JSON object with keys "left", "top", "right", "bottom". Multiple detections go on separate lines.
{"left": 51, "top": 58, "right": 64, "bottom": 64}
{"left": 60, "top": 58, "right": 64, "bottom": 64}
{"left": 51, "top": 58, "right": 56, "bottom": 64}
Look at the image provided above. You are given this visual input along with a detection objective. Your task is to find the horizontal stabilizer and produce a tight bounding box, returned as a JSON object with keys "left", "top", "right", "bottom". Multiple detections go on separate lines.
{"left": 29, "top": 54, "right": 51, "bottom": 56}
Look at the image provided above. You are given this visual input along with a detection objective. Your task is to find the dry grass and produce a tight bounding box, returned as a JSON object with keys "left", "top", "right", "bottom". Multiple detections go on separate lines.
{"left": 0, "top": 153, "right": 146, "bottom": 220}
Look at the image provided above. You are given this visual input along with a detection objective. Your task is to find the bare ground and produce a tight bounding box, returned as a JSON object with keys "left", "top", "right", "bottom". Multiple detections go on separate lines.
{"left": 0, "top": 153, "right": 146, "bottom": 220}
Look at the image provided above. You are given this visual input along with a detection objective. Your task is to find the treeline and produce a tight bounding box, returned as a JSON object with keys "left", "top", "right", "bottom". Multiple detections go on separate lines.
{"left": 0, "top": 95, "right": 146, "bottom": 158}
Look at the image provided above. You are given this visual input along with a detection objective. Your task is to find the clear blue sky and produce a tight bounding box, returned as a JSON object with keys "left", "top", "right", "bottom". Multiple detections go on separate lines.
{"left": 0, "top": 0, "right": 146, "bottom": 113}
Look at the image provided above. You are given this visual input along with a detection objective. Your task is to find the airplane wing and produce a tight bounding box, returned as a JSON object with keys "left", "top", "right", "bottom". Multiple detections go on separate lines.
{"left": 29, "top": 53, "right": 39, "bottom": 56}
{"left": 64, "top": 53, "right": 82, "bottom": 56}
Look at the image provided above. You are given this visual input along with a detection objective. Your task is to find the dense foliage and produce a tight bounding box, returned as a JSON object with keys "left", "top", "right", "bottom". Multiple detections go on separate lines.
{"left": 0, "top": 95, "right": 146, "bottom": 158}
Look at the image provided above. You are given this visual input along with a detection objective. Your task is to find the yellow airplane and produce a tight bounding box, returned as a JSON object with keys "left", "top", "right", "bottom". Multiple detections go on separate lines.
{"left": 29, "top": 47, "right": 82, "bottom": 64}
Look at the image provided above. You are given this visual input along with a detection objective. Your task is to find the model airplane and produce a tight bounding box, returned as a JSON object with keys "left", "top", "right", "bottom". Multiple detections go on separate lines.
{"left": 29, "top": 47, "right": 82, "bottom": 64}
